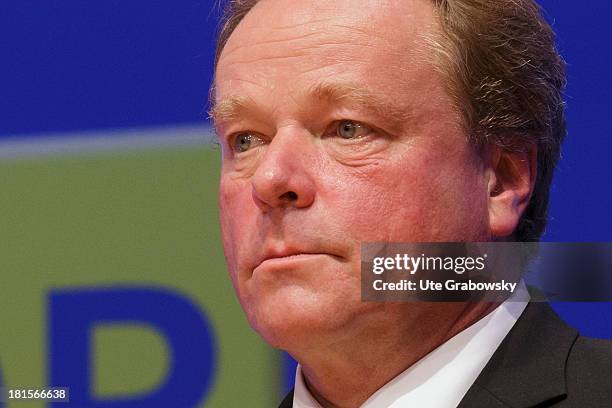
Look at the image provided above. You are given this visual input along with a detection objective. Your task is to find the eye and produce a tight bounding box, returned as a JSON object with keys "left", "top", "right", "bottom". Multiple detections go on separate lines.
{"left": 232, "top": 132, "right": 265, "bottom": 153}
{"left": 337, "top": 120, "right": 372, "bottom": 139}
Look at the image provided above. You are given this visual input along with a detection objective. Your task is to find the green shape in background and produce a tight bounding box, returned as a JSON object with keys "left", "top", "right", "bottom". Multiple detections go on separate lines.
{"left": 0, "top": 142, "right": 280, "bottom": 407}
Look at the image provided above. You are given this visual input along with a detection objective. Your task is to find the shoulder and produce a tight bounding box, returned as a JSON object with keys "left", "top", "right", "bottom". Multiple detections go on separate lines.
{"left": 564, "top": 335, "right": 612, "bottom": 405}
{"left": 569, "top": 335, "right": 612, "bottom": 369}
{"left": 460, "top": 302, "right": 612, "bottom": 407}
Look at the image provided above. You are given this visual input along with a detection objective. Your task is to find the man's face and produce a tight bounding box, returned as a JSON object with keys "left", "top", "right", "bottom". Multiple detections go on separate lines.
{"left": 214, "top": 0, "right": 492, "bottom": 348}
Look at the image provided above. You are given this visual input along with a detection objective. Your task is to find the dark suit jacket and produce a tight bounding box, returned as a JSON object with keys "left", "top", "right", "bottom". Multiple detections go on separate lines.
{"left": 279, "top": 303, "right": 612, "bottom": 407}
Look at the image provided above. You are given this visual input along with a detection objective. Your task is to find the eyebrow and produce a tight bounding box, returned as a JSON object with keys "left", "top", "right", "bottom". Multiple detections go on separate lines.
{"left": 305, "top": 82, "right": 414, "bottom": 125}
{"left": 209, "top": 94, "right": 257, "bottom": 123}
{"left": 209, "top": 81, "right": 414, "bottom": 128}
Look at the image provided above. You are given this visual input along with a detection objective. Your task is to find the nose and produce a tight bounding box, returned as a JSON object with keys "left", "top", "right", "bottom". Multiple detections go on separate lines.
{"left": 251, "top": 128, "right": 316, "bottom": 212}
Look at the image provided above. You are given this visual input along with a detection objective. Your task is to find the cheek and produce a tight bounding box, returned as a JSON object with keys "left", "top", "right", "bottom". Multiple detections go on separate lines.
{"left": 218, "top": 177, "right": 254, "bottom": 274}
{"left": 219, "top": 174, "right": 254, "bottom": 225}
{"left": 320, "top": 146, "right": 489, "bottom": 242}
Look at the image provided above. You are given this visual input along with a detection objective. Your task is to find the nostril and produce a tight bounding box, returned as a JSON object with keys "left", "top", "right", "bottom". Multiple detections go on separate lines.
{"left": 280, "top": 191, "right": 298, "bottom": 201}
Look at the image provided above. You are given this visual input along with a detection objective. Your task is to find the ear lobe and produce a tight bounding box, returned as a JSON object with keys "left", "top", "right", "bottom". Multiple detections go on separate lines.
{"left": 488, "top": 145, "right": 537, "bottom": 238}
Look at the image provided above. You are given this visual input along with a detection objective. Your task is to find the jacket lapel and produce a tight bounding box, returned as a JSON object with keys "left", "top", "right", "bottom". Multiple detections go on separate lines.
{"left": 458, "top": 302, "right": 578, "bottom": 407}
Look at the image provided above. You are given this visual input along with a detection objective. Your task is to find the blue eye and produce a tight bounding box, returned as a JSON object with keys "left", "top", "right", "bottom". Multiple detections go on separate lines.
{"left": 232, "top": 133, "right": 263, "bottom": 153}
{"left": 338, "top": 120, "right": 370, "bottom": 139}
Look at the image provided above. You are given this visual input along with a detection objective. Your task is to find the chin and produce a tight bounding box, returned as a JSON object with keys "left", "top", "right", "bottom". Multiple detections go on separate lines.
{"left": 244, "top": 289, "right": 355, "bottom": 350}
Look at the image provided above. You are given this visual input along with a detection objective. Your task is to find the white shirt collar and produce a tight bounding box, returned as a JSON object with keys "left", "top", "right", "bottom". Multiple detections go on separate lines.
{"left": 293, "top": 282, "right": 530, "bottom": 408}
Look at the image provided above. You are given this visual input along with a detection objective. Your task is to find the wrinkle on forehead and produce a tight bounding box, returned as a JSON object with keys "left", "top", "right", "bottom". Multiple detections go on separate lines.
{"left": 217, "top": 0, "right": 436, "bottom": 67}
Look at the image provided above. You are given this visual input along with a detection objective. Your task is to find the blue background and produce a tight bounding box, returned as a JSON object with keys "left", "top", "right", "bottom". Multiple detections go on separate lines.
{"left": 1, "top": 1, "right": 611, "bottom": 396}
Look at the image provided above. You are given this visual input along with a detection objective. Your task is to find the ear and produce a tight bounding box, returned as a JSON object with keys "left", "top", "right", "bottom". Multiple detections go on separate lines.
{"left": 487, "top": 145, "right": 537, "bottom": 238}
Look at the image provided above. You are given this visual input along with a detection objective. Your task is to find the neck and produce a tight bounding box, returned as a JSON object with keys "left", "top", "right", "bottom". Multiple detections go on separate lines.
{"left": 292, "top": 301, "right": 499, "bottom": 408}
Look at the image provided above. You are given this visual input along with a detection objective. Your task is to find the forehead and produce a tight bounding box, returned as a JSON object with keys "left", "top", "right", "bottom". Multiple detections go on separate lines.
{"left": 215, "top": 0, "right": 443, "bottom": 117}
